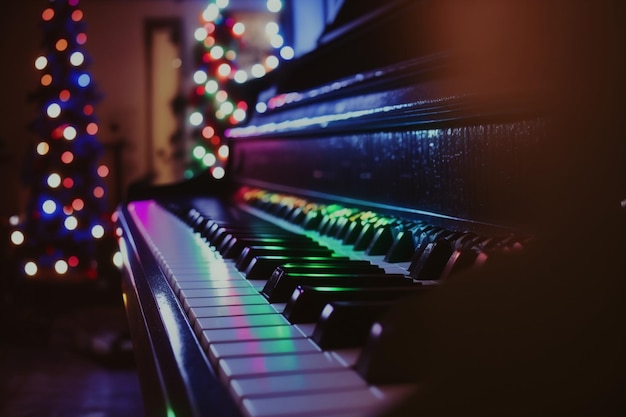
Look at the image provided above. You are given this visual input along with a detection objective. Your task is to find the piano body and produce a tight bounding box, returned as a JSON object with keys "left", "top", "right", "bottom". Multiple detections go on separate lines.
{"left": 116, "top": 1, "right": 625, "bottom": 416}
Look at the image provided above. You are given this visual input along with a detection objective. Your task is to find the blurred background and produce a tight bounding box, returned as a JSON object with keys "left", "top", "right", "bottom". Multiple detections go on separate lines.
{"left": 0, "top": 1, "right": 335, "bottom": 416}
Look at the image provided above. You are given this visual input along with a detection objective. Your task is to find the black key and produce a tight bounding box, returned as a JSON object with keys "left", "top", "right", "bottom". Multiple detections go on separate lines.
{"left": 353, "top": 223, "right": 376, "bottom": 251}
{"left": 342, "top": 219, "right": 364, "bottom": 244}
{"left": 439, "top": 248, "right": 487, "bottom": 280}
{"left": 208, "top": 225, "right": 284, "bottom": 246}
{"left": 408, "top": 239, "right": 455, "bottom": 280}
{"left": 262, "top": 269, "right": 411, "bottom": 303}
{"left": 235, "top": 246, "right": 335, "bottom": 271}
{"left": 283, "top": 284, "right": 425, "bottom": 324}
{"left": 354, "top": 291, "right": 427, "bottom": 384}
{"left": 244, "top": 255, "right": 351, "bottom": 279}
{"left": 366, "top": 224, "right": 396, "bottom": 255}
{"left": 384, "top": 230, "right": 416, "bottom": 262}
{"left": 312, "top": 300, "right": 395, "bottom": 349}
{"left": 220, "top": 235, "right": 316, "bottom": 258}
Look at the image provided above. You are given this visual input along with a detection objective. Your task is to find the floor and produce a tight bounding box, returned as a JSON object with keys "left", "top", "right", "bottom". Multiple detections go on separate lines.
{"left": 0, "top": 275, "right": 146, "bottom": 417}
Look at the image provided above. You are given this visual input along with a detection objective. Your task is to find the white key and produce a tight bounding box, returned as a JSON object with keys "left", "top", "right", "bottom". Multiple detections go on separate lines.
{"left": 230, "top": 369, "right": 366, "bottom": 398}
{"left": 180, "top": 286, "right": 259, "bottom": 299}
{"left": 176, "top": 280, "right": 252, "bottom": 290}
{"left": 183, "top": 294, "right": 268, "bottom": 311}
{"left": 241, "top": 388, "right": 387, "bottom": 417}
{"left": 219, "top": 351, "right": 343, "bottom": 381}
{"left": 194, "top": 313, "right": 289, "bottom": 332}
{"left": 189, "top": 304, "right": 278, "bottom": 322}
{"left": 210, "top": 338, "right": 320, "bottom": 364}
{"left": 200, "top": 325, "right": 306, "bottom": 347}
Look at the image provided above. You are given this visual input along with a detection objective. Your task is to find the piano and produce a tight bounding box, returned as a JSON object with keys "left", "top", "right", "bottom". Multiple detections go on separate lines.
{"left": 116, "top": 1, "right": 626, "bottom": 416}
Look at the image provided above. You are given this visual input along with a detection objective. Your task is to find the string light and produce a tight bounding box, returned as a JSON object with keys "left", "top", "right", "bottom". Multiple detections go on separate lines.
{"left": 47, "top": 173, "right": 62, "bottom": 188}
{"left": 42, "top": 200, "right": 57, "bottom": 214}
{"left": 91, "top": 225, "right": 105, "bottom": 239}
{"left": 210, "top": 45, "right": 224, "bottom": 60}
{"left": 11, "top": 231, "right": 25, "bottom": 245}
{"left": 72, "top": 198, "right": 84, "bottom": 211}
{"left": 47, "top": 103, "right": 61, "bottom": 118}
{"left": 41, "top": 74, "right": 53, "bottom": 86}
{"left": 77, "top": 73, "right": 90, "bottom": 87}
{"left": 15, "top": 0, "right": 116, "bottom": 279}
{"left": 86, "top": 122, "right": 98, "bottom": 135}
{"left": 189, "top": 112, "right": 204, "bottom": 126}
{"left": 59, "top": 90, "right": 71, "bottom": 101}
{"left": 202, "top": 126, "right": 215, "bottom": 139}
{"left": 97, "top": 165, "right": 109, "bottom": 177}
{"left": 186, "top": 0, "right": 291, "bottom": 177}
{"left": 205, "top": 80, "right": 219, "bottom": 94}
{"left": 193, "top": 145, "right": 207, "bottom": 159}
{"left": 193, "top": 70, "right": 208, "bottom": 84}
{"left": 56, "top": 39, "right": 68, "bottom": 51}
{"left": 63, "top": 125, "right": 77, "bottom": 140}
{"left": 194, "top": 27, "right": 208, "bottom": 41}
{"left": 267, "top": 0, "right": 283, "bottom": 13}
{"left": 212, "top": 166, "right": 226, "bottom": 179}
{"left": 70, "top": 51, "right": 85, "bottom": 66}
{"left": 218, "top": 144, "right": 229, "bottom": 158}
{"left": 37, "top": 142, "right": 50, "bottom": 155}
{"left": 217, "top": 63, "right": 231, "bottom": 77}
{"left": 35, "top": 56, "right": 48, "bottom": 70}
{"left": 280, "top": 46, "right": 295, "bottom": 60}
{"left": 42, "top": 8, "right": 54, "bottom": 21}
{"left": 55, "top": 260, "right": 69, "bottom": 274}
{"left": 203, "top": 153, "right": 217, "bottom": 167}
{"left": 71, "top": 10, "right": 83, "bottom": 22}
{"left": 64, "top": 216, "right": 78, "bottom": 230}
{"left": 62, "top": 151, "right": 74, "bottom": 163}
{"left": 24, "top": 262, "right": 38, "bottom": 277}
{"left": 232, "top": 22, "right": 245, "bottom": 36}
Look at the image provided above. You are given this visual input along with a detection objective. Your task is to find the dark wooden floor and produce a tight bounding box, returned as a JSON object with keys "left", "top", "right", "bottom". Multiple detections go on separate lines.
{"left": 0, "top": 276, "right": 145, "bottom": 417}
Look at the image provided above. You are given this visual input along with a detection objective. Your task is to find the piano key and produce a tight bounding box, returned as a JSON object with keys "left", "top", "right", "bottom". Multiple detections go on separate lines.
{"left": 353, "top": 223, "right": 377, "bottom": 251}
{"left": 384, "top": 229, "right": 416, "bottom": 262}
{"left": 438, "top": 248, "right": 486, "bottom": 280}
{"left": 243, "top": 255, "right": 352, "bottom": 279}
{"left": 221, "top": 235, "right": 317, "bottom": 258}
{"left": 240, "top": 387, "right": 392, "bottom": 417}
{"left": 354, "top": 293, "right": 425, "bottom": 385}
{"left": 262, "top": 267, "right": 411, "bottom": 303}
{"left": 189, "top": 304, "right": 280, "bottom": 326}
{"left": 219, "top": 351, "right": 344, "bottom": 381}
{"left": 199, "top": 324, "right": 306, "bottom": 347}
{"left": 209, "top": 338, "right": 320, "bottom": 364}
{"left": 408, "top": 239, "right": 455, "bottom": 280}
{"left": 183, "top": 294, "right": 269, "bottom": 311}
{"left": 180, "top": 286, "right": 260, "bottom": 299}
{"left": 176, "top": 279, "right": 253, "bottom": 291}
{"left": 235, "top": 246, "right": 335, "bottom": 271}
{"left": 229, "top": 369, "right": 366, "bottom": 399}
{"left": 124, "top": 198, "right": 440, "bottom": 416}
{"left": 365, "top": 223, "right": 396, "bottom": 255}
{"left": 194, "top": 313, "right": 290, "bottom": 332}
{"left": 312, "top": 300, "right": 396, "bottom": 349}
{"left": 282, "top": 284, "right": 424, "bottom": 324}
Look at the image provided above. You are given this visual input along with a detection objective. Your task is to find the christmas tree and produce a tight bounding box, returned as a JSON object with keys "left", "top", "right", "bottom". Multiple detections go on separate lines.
{"left": 9, "top": 0, "right": 116, "bottom": 280}
{"left": 185, "top": 0, "right": 293, "bottom": 179}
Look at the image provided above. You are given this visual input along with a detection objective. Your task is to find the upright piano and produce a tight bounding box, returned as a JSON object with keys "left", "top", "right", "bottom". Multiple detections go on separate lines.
{"left": 116, "top": 1, "right": 625, "bottom": 416}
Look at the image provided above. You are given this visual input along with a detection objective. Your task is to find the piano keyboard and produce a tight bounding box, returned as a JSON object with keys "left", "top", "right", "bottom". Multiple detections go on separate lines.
{"left": 121, "top": 190, "right": 525, "bottom": 417}
{"left": 125, "top": 199, "right": 418, "bottom": 417}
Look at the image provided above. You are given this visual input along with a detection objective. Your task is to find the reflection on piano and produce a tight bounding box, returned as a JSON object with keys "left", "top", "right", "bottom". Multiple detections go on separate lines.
{"left": 116, "top": 1, "right": 625, "bottom": 416}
